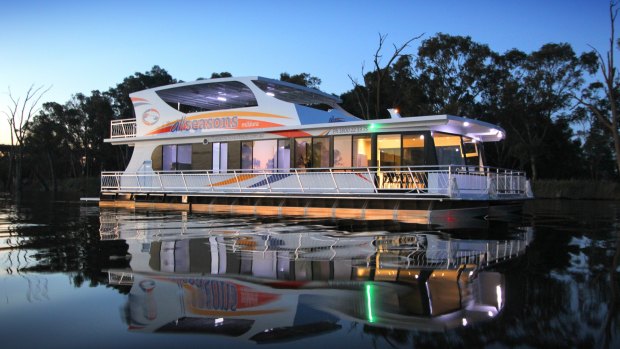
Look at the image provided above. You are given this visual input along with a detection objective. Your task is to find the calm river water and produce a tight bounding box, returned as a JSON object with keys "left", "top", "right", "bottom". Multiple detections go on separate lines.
{"left": 0, "top": 193, "right": 618, "bottom": 349}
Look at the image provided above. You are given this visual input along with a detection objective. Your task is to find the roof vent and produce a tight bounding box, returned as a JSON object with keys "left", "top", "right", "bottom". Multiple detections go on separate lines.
{"left": 387, "top": 108, "right": 401, "bottom": 119}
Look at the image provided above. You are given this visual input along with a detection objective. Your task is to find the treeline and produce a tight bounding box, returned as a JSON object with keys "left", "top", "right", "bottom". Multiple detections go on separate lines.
{"left": 0, "top": 33, "right": 616, "bottom": 192}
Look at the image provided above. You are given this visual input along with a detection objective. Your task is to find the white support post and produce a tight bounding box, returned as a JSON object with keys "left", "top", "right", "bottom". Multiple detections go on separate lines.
{"left": 329, "top": 168, "right": 339, "bottom": 193}
{"left": 234, "top": 170, "right": 242, "bottom": 192}
{"left": 206, "top": 171, "right": 213, "bottom": 192}
{"left": 181, "top": 172, "right": 188, "bottom": 192}
{"left": 294, "top": 169, "right": 304, "bottom": 192}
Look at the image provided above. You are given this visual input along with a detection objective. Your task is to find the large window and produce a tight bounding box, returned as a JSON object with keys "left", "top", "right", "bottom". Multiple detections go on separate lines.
{"left": 377, "top": 134, "right": 401, "bottom": 168}
{"left": 403, "top": 134, "right": 426, "bottom": 166}
{"left": 333, "top": 135, "right": 352, "bottom": 168}
{"left": 212, "top": 142, "right": 228, "bottom": 172}
{"left": 353, "top": 135, "right": 371, "bottom": 167}
{"left": 312, "top": 137, "right": 330, "bottom": 168}
{"left": 241, "top": 141, "right": 253, "bottom": 170}
{"left": 295, "top": 138, "right": 311, "bottom": 168}
{"left": 252, "top": 140, "right": 277, "bottom": 169}
{"left": 162, "top": 144, "right": 192, "bottom": 171}
{"left": 277, "top": 139, "right": 291, "bottom": 170}
{"left": 240, "top": 139, "right": 289, "bottom": 171}
{"left": 462, "top": 137, "right": 482, "bottom": 167}
{"left": 433, "top": 133, "right": 464, "bottom": 165}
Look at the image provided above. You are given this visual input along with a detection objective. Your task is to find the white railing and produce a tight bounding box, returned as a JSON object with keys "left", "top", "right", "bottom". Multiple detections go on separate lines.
{"left": 101, "top": 166, "right": 531, "bottom": 200}
{"left": 110, "top": 118, "right": 137, "bottom": 138}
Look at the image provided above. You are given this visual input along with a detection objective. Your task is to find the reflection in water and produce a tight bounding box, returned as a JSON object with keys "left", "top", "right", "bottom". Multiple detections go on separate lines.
{"left": 100, "top": 211, "right": 532, "bottom": 343}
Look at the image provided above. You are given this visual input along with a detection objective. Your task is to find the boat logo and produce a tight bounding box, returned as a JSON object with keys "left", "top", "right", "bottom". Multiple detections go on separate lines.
{"left": 142, "top": 108, "right": 160, "bottom": 126}
{"left": 328, "top": 115, "right": 345, "bottom": 123}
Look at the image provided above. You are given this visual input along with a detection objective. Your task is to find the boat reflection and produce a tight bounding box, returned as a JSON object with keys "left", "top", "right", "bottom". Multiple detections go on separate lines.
{"left": 101, "top": 211, "right": 531, "bottom": 343}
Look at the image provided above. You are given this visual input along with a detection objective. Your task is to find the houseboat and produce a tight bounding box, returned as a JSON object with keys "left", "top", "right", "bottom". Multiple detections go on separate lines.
{"left": 100, "top": 76, "right": 532, "bottom": 222}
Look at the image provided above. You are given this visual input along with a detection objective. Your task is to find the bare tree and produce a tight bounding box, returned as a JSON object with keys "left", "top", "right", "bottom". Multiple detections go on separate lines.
{"left": 575, "top": 1, "right": 620, "bottom": 178}
{"left": 349, "top": 33, "right": 423, "bottom": 119}
{"left": 372, "top": 33, "right": 423, "bottom": 118}
{"left": 2, "top": 84, "right": 51, "bottom": 196}
{"left": 347, "top": 62, "right": 371, "bottom": 119}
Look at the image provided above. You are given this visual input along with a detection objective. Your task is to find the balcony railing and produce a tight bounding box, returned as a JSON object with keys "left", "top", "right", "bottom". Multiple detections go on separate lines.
{"left": 101, "top": 166, "right": 532, "bottom": 200}
{"left": 110, "top": 118, "right": 137, "bottom": 139}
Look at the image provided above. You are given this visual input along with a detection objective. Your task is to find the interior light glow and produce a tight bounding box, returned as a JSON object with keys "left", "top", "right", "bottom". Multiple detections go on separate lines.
{"left": 420, "top": 135, "right": 425, "bottom": 140}
{"left": 217, "top": 96, "right": 227, "bottom": 102}
{"left": 496, "top": 285, "right": 503, "bottom": 309}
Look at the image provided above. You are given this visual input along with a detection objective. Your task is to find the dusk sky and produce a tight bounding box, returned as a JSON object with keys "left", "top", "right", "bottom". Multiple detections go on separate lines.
{"left": 0, "top": 0, "right": 612, "bottom": 144}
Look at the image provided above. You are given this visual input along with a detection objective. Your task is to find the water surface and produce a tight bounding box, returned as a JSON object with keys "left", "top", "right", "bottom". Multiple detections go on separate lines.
{"left": 0, "top": 193, "right": 618, "bottom": 348}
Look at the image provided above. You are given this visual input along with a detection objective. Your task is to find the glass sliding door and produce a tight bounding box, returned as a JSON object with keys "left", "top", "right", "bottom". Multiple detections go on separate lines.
{"left": 162, "top": 145, "right": 177, "bottom": 171}
{"left": 277, "top": 139, "right": 291, "bottom": 170}
{"left": 353, "top": 135, "right": 371, "bottom": 167}
{"left": 212, "top": 142, "right": 228, "bottom": 173}
{"left": 377, "top": 134, "right": 401, "bottom": 168}
{"left": 402, "top": 134, "right": 426, "bottom": 166}
{"left": 312, "top": 137, "right": 330, "bottom": 168}
{"left": 176, "top": 145, "right": 192, "bottom": 170}
{"left": 295, "top": 138, "right": 311, "bottom": 168}
{"left": 252, "top": 139, "right": 277, "bottom": 170}
{"left": 162, "top": 144, "right": 192, "bottom": 171}
{"left": 333, "top": 135, "right": 352, "bottom": 168}
{"left": 433, "top": 133, "right": 464, "bottom": 165}
{"left": 241, "top": 141, "right": 253, "bottom": 170}
{"left": 377, "top": 134, "right": 401, "bottom": 189}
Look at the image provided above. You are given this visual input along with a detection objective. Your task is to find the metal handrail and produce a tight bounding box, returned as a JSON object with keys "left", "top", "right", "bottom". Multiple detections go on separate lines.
{"left": 101, "top": 165, "right": 530, "bottom": 200}
{"left": 110, "top": 118, "right": 137, "bottom": 138}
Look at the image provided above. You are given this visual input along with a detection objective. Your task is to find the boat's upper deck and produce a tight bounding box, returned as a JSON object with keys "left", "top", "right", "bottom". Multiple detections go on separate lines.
{"left": 107, "top": 76, "right": 505, "bottom": 144}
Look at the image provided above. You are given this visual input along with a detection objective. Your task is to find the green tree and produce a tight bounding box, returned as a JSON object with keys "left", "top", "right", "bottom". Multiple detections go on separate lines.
{"left": 482, "top": 44, "right": 591, "bottom": 179}
{"left": 279, "top": 72, "right": 322, "bottom": 89}
{"left": 106, "top": 65, "right": 177, "bottom": 121}
{"left": 105, "top": 66, "right": 177, "bottom": 168}
{"left": 415, "top": 33, "right": 493, "bottom": 116}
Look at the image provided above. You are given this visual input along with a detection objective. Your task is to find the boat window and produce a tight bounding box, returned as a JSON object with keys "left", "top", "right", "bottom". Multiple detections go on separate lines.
{"left": 252, "top": 79, "right": 339, "bottom": 110}
{"left": 333, "top": 135, "right": 352, "bottom": 168}
{"left": 252, "top": 140, "right": 277, "bottom": 170}
{"left": 433, "top": 133, "right": 464, "bottom": 165}
{"left": 462, "top": 137, "right": 481, "bottom": 167}
{"left": 402, "top": 134, "right": 426, "bottom": 166}
{"left": 277, "top": 139, "right": 291, "bottom": 170}
{"left": 212, "top": 142, "right": 228, "bottom": 172}
{"left": 312, "top": 137, "right": 330, "bottom": 168}
{"left": 162, "top": 144, "right": 192, "bottom": 171}
{"left": 241, "top": 141, "right": 253, "bottom": 170}
{"left": 377, "top": 134, "right": 401, "bottom": 168}
{"left": 155, "top": 81, "right": 258, "bottom": 113}
{"left": 295, "top": 138, "right": 311, "bottom": 168}
{"left": 353, "top": 135, "right": 371, "bottom": 167}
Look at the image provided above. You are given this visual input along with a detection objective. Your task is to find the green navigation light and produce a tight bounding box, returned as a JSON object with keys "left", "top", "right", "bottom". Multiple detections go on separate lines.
{"left": 366, "top": 284, "right": 375, "bottom": 323}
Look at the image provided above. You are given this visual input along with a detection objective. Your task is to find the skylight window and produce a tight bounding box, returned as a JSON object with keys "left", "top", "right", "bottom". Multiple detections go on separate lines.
{"left": 155, "top": 81, "right": 257, "bottom": 113}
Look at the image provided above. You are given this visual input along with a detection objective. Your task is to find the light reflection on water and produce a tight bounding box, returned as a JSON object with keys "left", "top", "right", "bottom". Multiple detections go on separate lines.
{"left": 0, "top": 195, "right": 619, "bottom": 348}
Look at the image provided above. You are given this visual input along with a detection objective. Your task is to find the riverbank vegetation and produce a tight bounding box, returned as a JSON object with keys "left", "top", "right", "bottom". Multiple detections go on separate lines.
{"left": 1, "top": 20, "right": 619, "bottom": 197}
